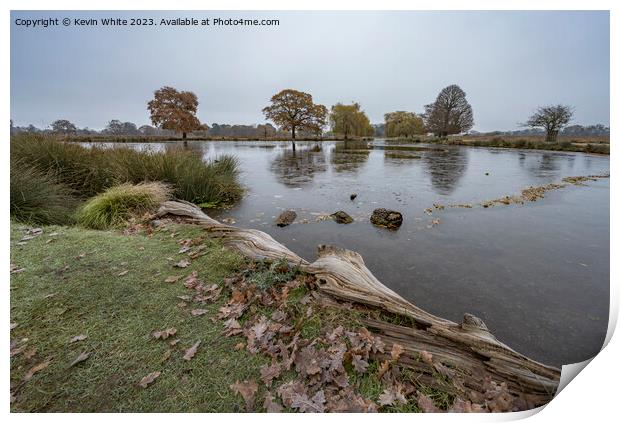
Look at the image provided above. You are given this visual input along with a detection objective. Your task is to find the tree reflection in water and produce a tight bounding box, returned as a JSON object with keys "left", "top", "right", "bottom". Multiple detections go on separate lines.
{"left": 331, "top": 140, "right": 370, "bottom": 173}
{"left": 422, "top": 147, "right": 469, "bottom": 195}
{"left": 269, "top": 146, "right": 328, "bottom": 187}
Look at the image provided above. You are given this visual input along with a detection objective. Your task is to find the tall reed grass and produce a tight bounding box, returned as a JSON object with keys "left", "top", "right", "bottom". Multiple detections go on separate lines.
{"left": 10, "top": 133, "right": 243, "bottom": 205}
{"left": 10, "top": 160, "right": 78, "bottom": 225}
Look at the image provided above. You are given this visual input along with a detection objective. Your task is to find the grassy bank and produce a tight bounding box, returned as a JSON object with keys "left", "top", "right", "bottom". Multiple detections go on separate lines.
{"left": 11, "top": 220, "right": 466, "bottom": 412}
{"left": 442, "top": 135, "right": 609, "bottom": 154}
{"left": 10, "top": 134, "right": 243, "bottom": 224}
{"left": 10, "top": 223, "right": 263, "bottom": 412}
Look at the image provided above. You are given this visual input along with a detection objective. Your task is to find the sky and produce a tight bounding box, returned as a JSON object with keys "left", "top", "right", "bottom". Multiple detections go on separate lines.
{"left": 10, "top": 10, "right": 610, "bottom": 132}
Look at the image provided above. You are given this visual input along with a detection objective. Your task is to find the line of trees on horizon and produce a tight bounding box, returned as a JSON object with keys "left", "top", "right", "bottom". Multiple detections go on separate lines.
{"left": 10, "top": 84, "right": 610, "bottom": 142}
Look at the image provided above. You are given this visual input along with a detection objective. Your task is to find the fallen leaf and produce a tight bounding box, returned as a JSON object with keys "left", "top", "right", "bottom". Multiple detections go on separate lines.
{"left": 234, "top": 342, "right": 245, "bottom": 351}
{"left": 183, "top": 341, "right": 201, "bottom": 361}
{"left": 138, "top": 371, "right": 161, "bottom": 388}
{"left": 260, "top": 363, "right": 281, "bottom": 387}
{"left": 174, "top": 259, "right": 190, "bottom": 268}
{"left": 190, "top": 309, "right": 208, "bottom": 316}
{"left": 351, "top": 354, "right": 369, "bottom": 374}
{"left": 417, "top": 393, "right": 440, "bottom": 413}
{"left": 169, "top": 339, "right": 180, "bottom": 346}
{"left": 23, "top": 359, "right": 52, "bottom": 381}
{"left": 264, "top": 391, "right": 283, "bottom": 413}
{"left": 391, "top": 343, "right": 404, "bottom": 361}
{"left": 420, "top": 350, "right": 433, "bottom": 366}
{"left": 10, "top": 322, "right": 18, "bottom": 330}
{"left": 161, "top": 350, "right": 171, "bottom": 363}
{"left": 70, "top": 351, "right": 90, "bottom": 367}
{"left": 10, "top": 264, "right": 25, "bottom": 274}
{"left": 290, "top": 390, "right": 326, "bottom": 413}
{"left": 152, "top": 327, "right": 177, "bottom": 340}
{"left": 24, "top": 347, "right": 37, "bottom": 359}
{"left": 117, "top": 270, "right": 129, "bottom": 276}
{"left": 70, "top": 334, "right": 88, "bottom": 343}
{"left": 378, "top": 386, "right": 407, "bottom": 407}
{"left": 183, "top": 271, "right": 200, "bottom": 288}
{"left": 165, "top": 275, "right": 180, "bottom": 283}
{"left": 377, "top": 360, "right": 391, "bottom": 379}
{"left": 222, "top": 318, "right": 243, "bottom": 336}
{"left": 230, "top": 380, "right": 258, "bottom": 411}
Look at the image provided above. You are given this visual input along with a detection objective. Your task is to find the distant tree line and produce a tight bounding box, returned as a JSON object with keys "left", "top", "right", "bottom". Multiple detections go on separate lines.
{"left": 470, "top": 124, "right": 609, "bottom": 137}
{"left": 10, "top": 84, "right": 609, "bottom": 144}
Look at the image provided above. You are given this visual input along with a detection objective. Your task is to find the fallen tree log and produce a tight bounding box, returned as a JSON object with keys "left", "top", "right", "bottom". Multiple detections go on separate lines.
{"left": 157, "top": 200, "right": 560, "bottom": 408}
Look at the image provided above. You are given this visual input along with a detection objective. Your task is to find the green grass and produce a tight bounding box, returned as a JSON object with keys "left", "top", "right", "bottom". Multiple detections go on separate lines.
{"left": 10, "top": 161, "right": 78, "bottom": 225}
{"left": 10, "top": 133, "right": 243, "bottom": 205}
{"left": 431, "top": 135, "right": 610, "bottom": 154}
{"left": 76, "top": 183, "right": 171, "bottom": 229}
{"left": 10, "top": 223, "right": 268, "bottom": 412}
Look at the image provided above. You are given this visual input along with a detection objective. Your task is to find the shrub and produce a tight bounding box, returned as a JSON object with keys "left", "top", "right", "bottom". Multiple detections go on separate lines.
{"left": 76, "top": 182, "right": 171, "bottom": 229}
{"left": 10, "top": 161, "right": 78, "bottom": 225}
{"left": 512, "top": 139, "right": 527, "bottom": 148}
{"left": 559, "top": 140, "right": 573, "bottom": 149}
{"left": 10, "top": 134, "right": 243, "bottom": 205}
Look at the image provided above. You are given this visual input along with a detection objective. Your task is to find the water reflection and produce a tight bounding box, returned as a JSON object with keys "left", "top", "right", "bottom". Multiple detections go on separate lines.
{"left": 269, "top": 147, "right": 327, "bottom": 187}
{"left": 422, "top": 147, "right": 469, "bottom": 195}
{"left": 331, "top": 140, "right": 370, "bottom": 173}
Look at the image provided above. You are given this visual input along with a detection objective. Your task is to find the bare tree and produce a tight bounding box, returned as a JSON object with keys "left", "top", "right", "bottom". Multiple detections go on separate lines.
{"left": 423, "top": 85, "right": 474, "bottom": 137}
{"left": 50, "top": 119, "right": 77, "bottom": 135}
{"left": 523, "top": 105, "right": 574, "bottom": 142}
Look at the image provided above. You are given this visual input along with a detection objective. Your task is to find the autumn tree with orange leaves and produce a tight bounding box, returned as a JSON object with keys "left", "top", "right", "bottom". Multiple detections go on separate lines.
{"left": 262, "top": 89, "right": 327, "bottom": 148}
{"left": 147, "top": 86, "right": 202, "bottom": 139}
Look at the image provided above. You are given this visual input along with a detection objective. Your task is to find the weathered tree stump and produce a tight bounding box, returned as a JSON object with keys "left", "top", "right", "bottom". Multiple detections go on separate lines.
{"left": 156, "top": 200, "right": 560, "bottom": 408}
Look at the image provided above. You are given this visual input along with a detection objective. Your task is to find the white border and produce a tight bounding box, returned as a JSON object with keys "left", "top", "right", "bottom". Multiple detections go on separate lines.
{"left": 3, "top": 1, "right": 617, "bottom": 421}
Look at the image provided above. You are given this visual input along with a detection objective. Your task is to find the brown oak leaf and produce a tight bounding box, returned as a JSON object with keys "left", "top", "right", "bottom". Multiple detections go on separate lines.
{"left": 417, "top": 393, "right": 440, "bottom": 413}
{"left": 230, "top": 380, "right": 259, "bottom": 411}
{"left": 174, "top": 259, "right": 190, "bottom": 268}
{"left": 351, "top": 354, "right": 369, "bottom": 374}
{"left": 183, "top": 341, "right": 201, "bottom": 361}
{"left": 391, "top": 343, "right": 404, "bottom": 361}
{"left": 164, "top": 275, "right": 180, "bottom": 283}
{"left": 69, "top": 351, "right": 90, "bottom": 367}
{"left": 264, "top": 391, "right": 283, "bottom": 413}
{"left": 138, "top": 371, "right": 161, "bottom": 388}
{"left": 23, "top": 359, "right": 52, "bottom": 381}
{"left": 260, "top": 363, "right": 281, "bottom": 387}
{"left": 69, "top": 334, "right": 88, "bottom": 343}
{"left": 152, "top": 327, "right": 177, "bottom": 340}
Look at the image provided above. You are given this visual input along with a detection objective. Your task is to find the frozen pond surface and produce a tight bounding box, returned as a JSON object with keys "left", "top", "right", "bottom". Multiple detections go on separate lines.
{"left": 91, "top": 140, "right": 610, "bottom": 366}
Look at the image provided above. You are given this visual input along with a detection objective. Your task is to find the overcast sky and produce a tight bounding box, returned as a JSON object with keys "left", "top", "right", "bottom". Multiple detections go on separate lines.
{"left": 11, "top": 10, "right": 609, "bottom": 132}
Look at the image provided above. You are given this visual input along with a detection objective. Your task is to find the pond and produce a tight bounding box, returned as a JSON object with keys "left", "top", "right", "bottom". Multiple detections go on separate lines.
{"left": 92, "top": 139, "right": 610, "bottom": 367}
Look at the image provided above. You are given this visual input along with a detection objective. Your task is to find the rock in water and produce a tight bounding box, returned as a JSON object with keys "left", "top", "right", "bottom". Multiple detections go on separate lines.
{"left": 350, "top": 193, "right": 357, "bottom": 201}
{"left": 331, "top": 211, "right": 354, "bottom": 224}
{"left": 275, "top": 210, "right": 297, "bottom": 227}
{"left": 370, "top": 208, "right": 403, "bottom": 230}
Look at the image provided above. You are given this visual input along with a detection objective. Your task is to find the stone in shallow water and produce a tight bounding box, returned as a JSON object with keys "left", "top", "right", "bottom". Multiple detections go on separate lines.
{"left": 330, "top": 211, "right": 354, "bottom": 224}
{"left": 275, "top": 210, "right": 297, "bottom": 227}
{"left": 370, "top": 208, "right": 403, "bottom": 230}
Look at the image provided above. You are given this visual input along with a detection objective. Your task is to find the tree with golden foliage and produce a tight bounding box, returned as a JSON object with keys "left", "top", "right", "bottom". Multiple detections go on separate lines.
{"left": 384, "top": 111, "right": 425, "bottom": 138}
{"left": 262, "top": 89, "right": 328, "bottom": 146}
{"left": 147, "top": 86, "right": 202, "bottom": 139}
{"left": 329, "top": 102, "right": 373, "bottom": 140}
